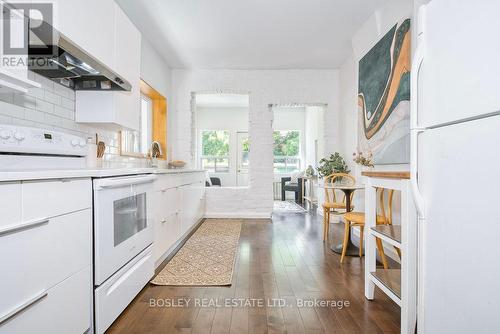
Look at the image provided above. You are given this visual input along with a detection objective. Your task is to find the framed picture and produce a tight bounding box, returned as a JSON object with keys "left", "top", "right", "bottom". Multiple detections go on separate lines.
{"left": 358, "top": 18, "right": 411, "bottom": 164}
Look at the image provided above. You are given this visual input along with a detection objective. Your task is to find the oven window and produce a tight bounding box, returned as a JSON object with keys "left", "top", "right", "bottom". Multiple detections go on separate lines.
{"left": 113, "top": 193, "right": 147, "bottom": 246}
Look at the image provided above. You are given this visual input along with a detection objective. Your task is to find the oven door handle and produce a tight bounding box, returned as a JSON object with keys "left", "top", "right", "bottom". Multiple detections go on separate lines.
{"left": 95, "top": 175, "right": 157, "bottom": 190}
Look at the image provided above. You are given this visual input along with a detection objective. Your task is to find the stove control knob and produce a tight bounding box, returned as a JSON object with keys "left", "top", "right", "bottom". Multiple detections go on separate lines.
{"left": 13, "top": 131, "right": 25, "bottom": 141}
{"left": 71, "top": 139, "right": 79, "bottom": 147}
{"left": 0, "top": 130, "right": 11, "bottom": 139}
{"left": 78, "top": 139, "right": 86, "bottom": 147}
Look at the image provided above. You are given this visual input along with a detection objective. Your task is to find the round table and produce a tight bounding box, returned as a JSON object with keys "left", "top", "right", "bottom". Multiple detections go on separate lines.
{"left": 321, "top": 184, "right": 365, "bottom": 256}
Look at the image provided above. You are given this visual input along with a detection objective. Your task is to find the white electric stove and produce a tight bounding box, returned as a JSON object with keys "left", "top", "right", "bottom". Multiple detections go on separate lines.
{"left": 0, "top": 124, "right": 89, "bottom": 170}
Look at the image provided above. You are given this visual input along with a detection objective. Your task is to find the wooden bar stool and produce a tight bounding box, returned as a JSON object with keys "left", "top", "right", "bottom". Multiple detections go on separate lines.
{"left": 341, "top": 187, "right": 401, "bottom": 268}
{"left": 322, "top": 173, "right": 356, "bottom": 241}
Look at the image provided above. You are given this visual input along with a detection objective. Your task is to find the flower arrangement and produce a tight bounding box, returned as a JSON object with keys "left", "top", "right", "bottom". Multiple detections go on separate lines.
{"left": 316, "top": 152, "right": 350, "bottom": 178}
{"left": 353, "top": 151, "right": 374, "bottom": 167}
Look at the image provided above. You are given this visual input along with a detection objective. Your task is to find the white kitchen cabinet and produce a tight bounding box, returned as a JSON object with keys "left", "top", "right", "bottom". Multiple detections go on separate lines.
{"left": 0, "top": 267, "right": 91, "bottom": 334}
{"left": 180, "top": 181, "right": 205, "bottom": 235}
{"left": 75, "top": 3, "right": 141, "bottom": 130}
{"left": 50, "top": 0, "right": 115, "bottom": 70}
{"left": 0, "top": 1, "right": 40, "bottom": 93}
{"left": 153, "top": 187, "right": 181, "bottom": 262}
{"left": 178, "top": 184, "right": 191, "bottom": 235}
{"left": 0, "top": 178, "right": 92, "bottom": 334}
{"left": 113, "top": 3, "right": 141, "bottom": 87}
{"left": 152, "top": 173, "right": 206, "bottom": 266}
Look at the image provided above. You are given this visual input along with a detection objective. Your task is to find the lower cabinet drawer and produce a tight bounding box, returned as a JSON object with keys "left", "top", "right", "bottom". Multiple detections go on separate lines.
{"left": 22, "top": 178, "right": 92, "bottom": 221}
{"left": 0, "top": 266, "right": 91, "bottom": 334}
{"left": 153, "top": 174, "right": 182, "bottom": 192}
{"left": 0, "top": 209, "right": 91, "bottom": 323}
{"left": 154, "top": 213, "right": 180, "bottom": 262}
{"left": 95, "top": 245, "right": 154, "bottom": 334}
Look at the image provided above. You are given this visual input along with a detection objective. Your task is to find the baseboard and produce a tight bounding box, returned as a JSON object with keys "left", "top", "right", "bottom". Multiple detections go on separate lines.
{"left": 204, "top": 211, "right": 271, "bottom": 219}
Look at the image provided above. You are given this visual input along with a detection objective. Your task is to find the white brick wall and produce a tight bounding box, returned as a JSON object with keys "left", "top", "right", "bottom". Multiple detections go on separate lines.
{"left": 0, "top": 71, "right": 138, "bottom": 163}
{"left": 171, "top": 69, "right": 341, "bottom": 218}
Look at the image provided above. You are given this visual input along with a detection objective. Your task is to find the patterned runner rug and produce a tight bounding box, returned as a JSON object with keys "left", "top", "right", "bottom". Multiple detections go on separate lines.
{"left": 151, "top": 219, "right": 242, "bottom": 286}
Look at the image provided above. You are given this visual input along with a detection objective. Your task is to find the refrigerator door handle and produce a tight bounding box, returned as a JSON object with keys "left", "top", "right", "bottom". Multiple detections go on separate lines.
{"left": 410, "top": 41, "right": 425, "bottom": 218}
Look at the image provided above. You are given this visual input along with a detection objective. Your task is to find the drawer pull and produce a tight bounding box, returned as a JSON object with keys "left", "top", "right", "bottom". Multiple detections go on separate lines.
{"left": 160, "top": 219, "right": 167, "bottom": 224}
{"left": 0, "top": 290, "right": 48, "bottom": 325}
{"left": 0, "top": 218, "right": 50, "bottom": 237}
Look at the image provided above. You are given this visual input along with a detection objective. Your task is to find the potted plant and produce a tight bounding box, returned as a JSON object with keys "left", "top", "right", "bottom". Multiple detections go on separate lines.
{"left": 316, "top": 152, "right": 350, "bottom": 179}
{"left": 353, "top": 150, "right": 374, "bottom": 169}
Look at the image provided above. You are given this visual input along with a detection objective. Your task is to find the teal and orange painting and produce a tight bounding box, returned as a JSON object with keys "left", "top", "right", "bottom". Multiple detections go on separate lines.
{"left": 358, "top": 19, "right": 411, "bottom": 164}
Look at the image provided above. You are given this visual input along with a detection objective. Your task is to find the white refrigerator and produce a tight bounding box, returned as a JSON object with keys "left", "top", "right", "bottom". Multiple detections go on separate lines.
{"left": 412, "top": 1, "right": 500, "bottom": 333}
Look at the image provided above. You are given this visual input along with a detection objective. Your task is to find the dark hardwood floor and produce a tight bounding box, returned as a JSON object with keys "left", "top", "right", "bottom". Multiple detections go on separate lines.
{"left": 107, "top": 207, "right": 400, "bottom": 334}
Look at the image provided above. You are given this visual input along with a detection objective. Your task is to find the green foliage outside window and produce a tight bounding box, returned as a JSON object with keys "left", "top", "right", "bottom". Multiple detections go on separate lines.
{"left": 202, "top": 130, "right": 229, "bottom": 156}
{"left": 273, "top": 131, "right": 299, "bottom": 156}
{"left": 273, "top": 130, "right": 300, "bottom": 173}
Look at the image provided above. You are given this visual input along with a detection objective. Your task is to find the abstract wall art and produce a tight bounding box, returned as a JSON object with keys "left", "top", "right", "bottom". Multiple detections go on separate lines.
{"left": 358, "top": 18, "right": 411, "bottom": 164}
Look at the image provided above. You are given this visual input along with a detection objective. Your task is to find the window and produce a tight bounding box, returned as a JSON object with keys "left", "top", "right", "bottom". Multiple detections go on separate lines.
{"left": 120, "top": 94, "right": 153, "bottom": 156}
{"left": 201, "top": 130, "right": 230, "bottom": 173}
{"left": 273, "top": 130, "right": 301, "bottom": 173}
{"left": 140, "top": 95, "right": 153, "bottom": 154}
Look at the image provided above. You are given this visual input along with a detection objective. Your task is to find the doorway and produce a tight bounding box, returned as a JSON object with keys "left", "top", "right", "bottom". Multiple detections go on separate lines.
{"left": 236, "top": 132, "right": 249, "bottom": 186}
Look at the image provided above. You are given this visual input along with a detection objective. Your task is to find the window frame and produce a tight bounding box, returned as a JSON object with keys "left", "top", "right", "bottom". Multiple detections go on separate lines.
{"left": 139, "top": 94, "right": 153, "bottom": 155}
{"left": 119, "top": 93, "right": 154, "bottom": 158}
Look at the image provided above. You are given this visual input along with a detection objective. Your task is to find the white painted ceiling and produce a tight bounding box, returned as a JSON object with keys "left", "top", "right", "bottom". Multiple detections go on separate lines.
{"left": 196, "top": 94, "right": 249, "bottom": 108}
{"left": 117, "top": 0, "right": 388, "bottom": 69}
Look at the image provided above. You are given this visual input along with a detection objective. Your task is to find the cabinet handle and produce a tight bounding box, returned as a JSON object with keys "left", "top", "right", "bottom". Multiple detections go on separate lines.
{"left": 160, "top": 219, "right": 167, "bottom": 224}
{"left": 0, "top": 290, "right": 48, "bottom": 325}
{"left": 0, "top": 218, "right": 50, "bottom": 237}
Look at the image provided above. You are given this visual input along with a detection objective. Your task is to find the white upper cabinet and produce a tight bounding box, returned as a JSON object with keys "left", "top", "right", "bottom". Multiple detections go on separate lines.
{"left": 75, "top": 2, "right": 141, "bottom": 130}
{"left": 0, "top": 1, "right": 40, "bottom": 93}
{"left": 113, "top": 3, "right": 141, "bottom": 85}
{"left": 111, "top": 1, "right": 141, "bottom": 130}
{"left": 50, "top": 0, "right": 115, "bottom": 71}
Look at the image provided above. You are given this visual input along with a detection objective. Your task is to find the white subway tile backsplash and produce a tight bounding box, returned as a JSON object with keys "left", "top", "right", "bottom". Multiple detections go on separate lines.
{"left": 61, "top": 118, "right": 79, "bottom": 131}
{"left": 0, "top": 100, "right": 25, "bottom": 117}
{"left": 53, "top": 84, "right": 74, "bottom": 100}
{"left": 61, "top": 96, "right": 74, "bottom": 110}
{"left": 0, "top": 114, "right": 13, "bottom": 124}
{"left": 0, "top": 93, "right": 14, "bottom": 103}
{"left": 44, "top": 90, "right": 62, "bottom": 105}
{"left": 44, "top": 113, "right": 62, "bottom": 127}
{"left": 11, "top": 118, "right": 36, "bottom": 127}
{"left": 26, "top": 87, "right": 45, "bottom": 99}
{"left": 24, "top": 109, "right": 45, "bottom": 123}
{"left": 0, "top": 71, "right": 135, "bottom": 164}
{"left": 54, "top": 105, "right": 74, "bottom": 119}
{"left": 35, "top": 98, "right": 54, "bottom": 114}
{"left": 33, "top": 73, "right": 54, "bottom": 92}
{"left": 13, "top": 94, "right": 36, "bottom": 109}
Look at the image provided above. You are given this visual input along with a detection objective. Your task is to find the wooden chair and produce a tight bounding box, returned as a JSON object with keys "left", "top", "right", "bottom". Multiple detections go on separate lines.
{"left": 322, "top": 173, "right": 356, "bottom": 242}
{"left": 340, "top": 187, "right": 401, "bottom": 269}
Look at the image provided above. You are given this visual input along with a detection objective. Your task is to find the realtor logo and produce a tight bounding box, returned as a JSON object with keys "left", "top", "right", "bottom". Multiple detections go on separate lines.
{"left": 2, "top": 1, "right": 54, "bottom": 56}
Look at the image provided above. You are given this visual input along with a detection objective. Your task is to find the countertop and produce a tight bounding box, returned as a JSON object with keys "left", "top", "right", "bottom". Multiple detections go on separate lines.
{"left": 0, "top": 167, "right": 206, "bottom": 182}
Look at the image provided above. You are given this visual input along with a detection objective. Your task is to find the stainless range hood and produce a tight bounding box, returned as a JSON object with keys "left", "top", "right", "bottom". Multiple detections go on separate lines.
{"left": 28, "top": 25, "right": 131, "bottom": 91}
